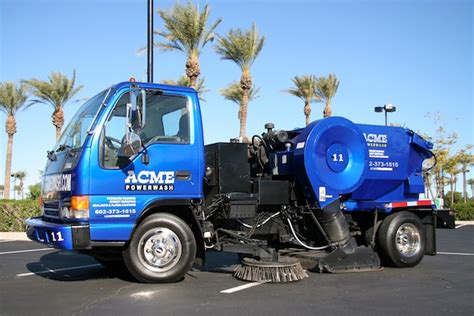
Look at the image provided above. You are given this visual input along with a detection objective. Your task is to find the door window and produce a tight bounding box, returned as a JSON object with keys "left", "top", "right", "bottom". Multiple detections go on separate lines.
{"left": 101, "top": 91, "right": 189, "bottom": 168}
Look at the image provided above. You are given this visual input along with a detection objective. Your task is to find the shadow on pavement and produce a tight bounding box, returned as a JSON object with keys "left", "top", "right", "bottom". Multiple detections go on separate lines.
{"left": 25, "top": 250, "right": 243, "bottom": 282}
{"left": 25, "top": 251, "right": 136, "bottom": 282}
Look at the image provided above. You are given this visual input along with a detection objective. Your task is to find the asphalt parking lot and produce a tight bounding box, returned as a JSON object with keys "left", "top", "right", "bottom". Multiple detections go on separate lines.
{"left": 1, "top": 225, "right": 473, "bottom": 316}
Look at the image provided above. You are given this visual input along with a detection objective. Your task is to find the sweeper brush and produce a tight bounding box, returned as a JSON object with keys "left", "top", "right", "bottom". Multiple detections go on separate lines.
{"left": 234, "top": 257, "right": 308, "bottom": 283}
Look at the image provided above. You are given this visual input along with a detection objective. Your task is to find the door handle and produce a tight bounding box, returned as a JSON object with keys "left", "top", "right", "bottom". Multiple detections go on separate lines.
{"left": 176, "top": 170, "right": 191, "bottom": 180}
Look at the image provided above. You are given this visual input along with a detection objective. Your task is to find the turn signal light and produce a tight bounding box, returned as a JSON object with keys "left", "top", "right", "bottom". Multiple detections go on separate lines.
{"left": 71, "top": 195, "right": 89, "bottom": 210}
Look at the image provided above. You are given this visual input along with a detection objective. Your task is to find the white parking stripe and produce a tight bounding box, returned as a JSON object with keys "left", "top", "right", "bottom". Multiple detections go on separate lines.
{"left": 437, "top": 252, "right": 474, "bottom": 256}
{"left": 455, "top": 224, "right": 468, "bottom": 229}
{"left": 17, "top": 264, "right": 102, "bottom": 277}
{"left": 220, "top": 282, "right": 266, "bottom": 294}
{"left": 0, "top": 248, "right": 54, "bottom": 255}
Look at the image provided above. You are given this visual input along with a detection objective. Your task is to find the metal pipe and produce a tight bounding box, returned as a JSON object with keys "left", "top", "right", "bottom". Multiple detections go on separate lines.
{"left": 147, "top": 0, "right": 154, "bottom": 83}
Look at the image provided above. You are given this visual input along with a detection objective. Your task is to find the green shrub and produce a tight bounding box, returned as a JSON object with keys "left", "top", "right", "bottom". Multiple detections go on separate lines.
{"left": 451, "top": 200, "right": 474, "bottom": 221}
{"left": 0, "top": 200, "right": 41, "bottom": 232}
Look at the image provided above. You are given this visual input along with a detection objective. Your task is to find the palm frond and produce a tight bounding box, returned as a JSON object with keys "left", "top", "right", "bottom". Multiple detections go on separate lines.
{"left": 215, "top": 23, "right": 265, "bottom": 71}
{"left": 220, "top": 81, "right": 260, "bottom": 105}
{"left": 0, "top": 81, "right": 29, "bottom": 116}
{"left": 284, "top": 75, "right": 320, "bottom": 103}
{"left": 161, "top": 75, "right": 209, "bottom": 101}
{"left": 315, "top": 74, "right": 340, "bottom": 102}
{"left": 22, "top": 70, "right": 83, "bottom": 110}
{"left": 155, "top": 1, "right": 221, "bottom": 57}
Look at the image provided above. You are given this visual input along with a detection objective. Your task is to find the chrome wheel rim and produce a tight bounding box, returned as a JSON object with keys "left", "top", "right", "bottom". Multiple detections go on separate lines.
{"left": 138, "top": 227, "right": 182, "bottom": 272}
{"left": 395, "top": 223, "right": 421, "bottom": 257}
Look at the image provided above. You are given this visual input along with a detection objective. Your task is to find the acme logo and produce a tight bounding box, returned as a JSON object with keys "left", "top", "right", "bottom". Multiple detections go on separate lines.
{"left": 363, "top": 133, "right": 388, "bottom": 144}
{"left": 125, "top": 171, "right": 175, "bottom": 184}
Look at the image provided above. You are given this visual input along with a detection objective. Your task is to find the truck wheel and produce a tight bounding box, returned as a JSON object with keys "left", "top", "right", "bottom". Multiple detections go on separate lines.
{"left": 377, "top": 211, "right": 425, "bottom": 267}
{"left": 123, "top": 213, "right": 196, "bottom": 283}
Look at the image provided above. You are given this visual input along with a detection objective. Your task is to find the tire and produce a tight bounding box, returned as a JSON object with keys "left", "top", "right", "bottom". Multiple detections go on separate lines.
{"left": 123, "top": 213, "right": 196, "bottom": 283}
{"left": 377, "top": 211, "right": 426, "bottom": 268}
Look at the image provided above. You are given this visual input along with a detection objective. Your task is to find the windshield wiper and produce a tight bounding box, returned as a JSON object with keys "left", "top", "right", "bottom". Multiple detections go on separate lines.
{"left": 47, "top": 150, "right": 57, "bottom": 161}
{"left": 56, "top": 144, "right": 72, "bottom": 152}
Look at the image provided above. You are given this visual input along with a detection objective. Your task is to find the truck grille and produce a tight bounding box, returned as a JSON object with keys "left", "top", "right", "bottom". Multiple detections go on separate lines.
{"left": 43, "top": 199, "right": 70, "bottom": 219}
{"left": 43, "top": 206, "right": 59, "bottom": 217}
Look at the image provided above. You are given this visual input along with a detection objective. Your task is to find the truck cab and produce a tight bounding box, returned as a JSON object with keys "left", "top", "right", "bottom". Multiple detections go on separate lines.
{"left": 27, "top": 81, "right": 205, "bottom": 281}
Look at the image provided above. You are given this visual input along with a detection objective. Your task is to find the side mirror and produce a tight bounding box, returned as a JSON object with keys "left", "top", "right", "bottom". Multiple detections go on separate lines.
{"left": 120, "top": 132, "right": 142, "bottom": 158}
{"left": 126, "top": 87, "right": 146, "bottom": 133}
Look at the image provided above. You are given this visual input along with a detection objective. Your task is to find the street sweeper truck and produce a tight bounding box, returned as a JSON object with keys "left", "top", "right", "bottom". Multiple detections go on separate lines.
{"left": 26, "top": 81, "right": 455, "bottom": 283}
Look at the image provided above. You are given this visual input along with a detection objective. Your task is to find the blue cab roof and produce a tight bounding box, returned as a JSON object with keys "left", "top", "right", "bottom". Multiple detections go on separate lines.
{"left": 112, "top": 81, "right": 197, "bottom": 94}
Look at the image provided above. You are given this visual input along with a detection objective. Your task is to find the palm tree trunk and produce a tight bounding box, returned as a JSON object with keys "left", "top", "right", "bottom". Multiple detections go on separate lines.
{"left": 55, "top": 127, "right": 62, "bottom": 140}
{"left": 304, "top": 101, "right": 311, "bottom": 126}
{"left": 239, "top": 70, "right": 252, "bottom": 139}
{"left": 52, "top": 107, "right": 65, "bottom": 141}
{"left": 323, "top": 101, "right": 332, "bottom": 118}
{"left": 240, "top": 90, "right": 249, "bottom": 139}
{"left": 450, "top": 177, "right": 454, "bottom": 205}
{"left": 462, "top": 167, "right": 467, "bottom": 203}
{"left": 3, "top": 134, "right": 13, "bottom": 199}
{"left": 185, "top": 55, "right": 200, "bottom": 89}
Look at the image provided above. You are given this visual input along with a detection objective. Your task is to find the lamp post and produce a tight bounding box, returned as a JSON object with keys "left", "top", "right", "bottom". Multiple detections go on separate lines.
{"left": 374, "top": 104, "right": 396, "bottom": 126}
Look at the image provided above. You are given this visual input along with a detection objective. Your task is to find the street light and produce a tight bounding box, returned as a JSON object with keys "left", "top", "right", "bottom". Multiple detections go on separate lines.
{"left": 374, "top": 104, "right": 396, "bottom": 126}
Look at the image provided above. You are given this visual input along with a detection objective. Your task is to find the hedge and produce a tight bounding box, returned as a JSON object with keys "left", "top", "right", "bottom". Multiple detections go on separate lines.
{"left": 451, "top": 201, "right": 474, "bottom": 221}
{"left": 0, "top": 200, "right": 41, "bottom": 232}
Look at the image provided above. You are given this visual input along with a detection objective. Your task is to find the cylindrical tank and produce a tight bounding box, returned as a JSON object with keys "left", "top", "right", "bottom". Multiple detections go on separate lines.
{"left": 288, "top": 117, "right": 433, "bottom": 209}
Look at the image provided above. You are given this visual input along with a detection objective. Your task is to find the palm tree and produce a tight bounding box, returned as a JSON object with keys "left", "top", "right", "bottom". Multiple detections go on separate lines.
{"left": 456, "top": 147, "right": 474, "bottom": 203}
{"left": 316, "top": 74, "right": 339, "bottom": 118}
{"left": 215, "top": 23, "right": 265, "bottom": 139}
{"left": 0, "top": 82, "right": 28, "bottom": 199}
{"left": 161, "top": 75, "right": 209, "bottom": 101}
{"left": 152, "top": 1, "right": 221, "bottom": 88}
{"left": 220, "top": 81, "right": 260, "bottom": 121}
{"left": 284, "top": 75, "right": 321, "bottom": 126}
{"left": 13, "top": 171, "right": 26, "bottom": 199}
{"left": 23, "top": 70, "right": 83, "bottom": 140}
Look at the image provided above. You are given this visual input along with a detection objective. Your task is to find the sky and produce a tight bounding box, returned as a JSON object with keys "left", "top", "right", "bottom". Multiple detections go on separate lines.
{"left": 0, "top": 0, "right": 473, "bottom": 196}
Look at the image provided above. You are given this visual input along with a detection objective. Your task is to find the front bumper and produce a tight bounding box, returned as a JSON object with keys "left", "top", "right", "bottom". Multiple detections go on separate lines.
{"left": 25, "top": 217, "right": 91, "bottom": 250}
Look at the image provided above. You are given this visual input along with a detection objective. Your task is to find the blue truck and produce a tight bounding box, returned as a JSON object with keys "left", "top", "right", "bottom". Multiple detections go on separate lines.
{"left": 26, "top": 81, "right": 454, "bottom": 283}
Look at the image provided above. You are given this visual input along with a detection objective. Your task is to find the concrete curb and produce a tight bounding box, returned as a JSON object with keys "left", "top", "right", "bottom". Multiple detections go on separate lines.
{"left": 456, "top": 221, "right": 474, "bottom": 225}
{"left": 0, "top": 232, "right": 29, "bottom": 241}
{"left": 1, "top": 221, "right": 472, "bottom": 241}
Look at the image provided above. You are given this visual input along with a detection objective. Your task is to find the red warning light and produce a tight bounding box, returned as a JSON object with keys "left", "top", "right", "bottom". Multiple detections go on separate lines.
{"left": 129, "top": 77, "right": 136, "bottom": 82}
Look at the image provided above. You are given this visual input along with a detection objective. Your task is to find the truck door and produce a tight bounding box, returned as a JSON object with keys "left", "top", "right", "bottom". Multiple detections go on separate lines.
{"left": 88, "top": 88, "right": 204, "bottom": 240}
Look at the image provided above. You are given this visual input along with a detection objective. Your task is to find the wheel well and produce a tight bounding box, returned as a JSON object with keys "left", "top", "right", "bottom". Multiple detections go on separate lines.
{"left": 364, "top": 209, "right": 436, "bottom": 255}
{"left": 133, "top": 204, "right": 205, "bottom": 265}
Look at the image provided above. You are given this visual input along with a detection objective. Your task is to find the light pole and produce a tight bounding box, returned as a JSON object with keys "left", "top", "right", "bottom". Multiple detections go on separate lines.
{"left": 374, "top": 104, "right": 396, "bottom": 126}
{"left": 147, "top": 0, "right": 154, "bottom": 83}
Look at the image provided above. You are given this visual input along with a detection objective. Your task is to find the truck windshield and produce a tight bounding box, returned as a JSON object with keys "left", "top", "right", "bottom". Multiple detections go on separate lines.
{"left": 55, "top": 88, "right": 110, "bottom": 151}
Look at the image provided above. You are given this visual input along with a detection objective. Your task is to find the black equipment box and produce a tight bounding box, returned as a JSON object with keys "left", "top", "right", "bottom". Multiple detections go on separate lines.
{"left": 205, "top": 143, "right": 251, "bottom": 194}
{"left": 253, "top": 180, "right": 290, "bottom": 206}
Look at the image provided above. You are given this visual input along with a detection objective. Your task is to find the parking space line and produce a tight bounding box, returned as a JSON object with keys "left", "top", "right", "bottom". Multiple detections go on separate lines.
{"left": 437, "top": 252, "right": 474, "bottom": 256}
{"left": 220, "top": 282, "right": 266, "bottom": 294}
{"left": 0, "top": 248, "right": 54, "bottom": 255}
{"left": 17, "top": 264, "right": 103, "bottom": 277}
{"left": 456, "top": 224, "right": 468, "bottom": 229}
